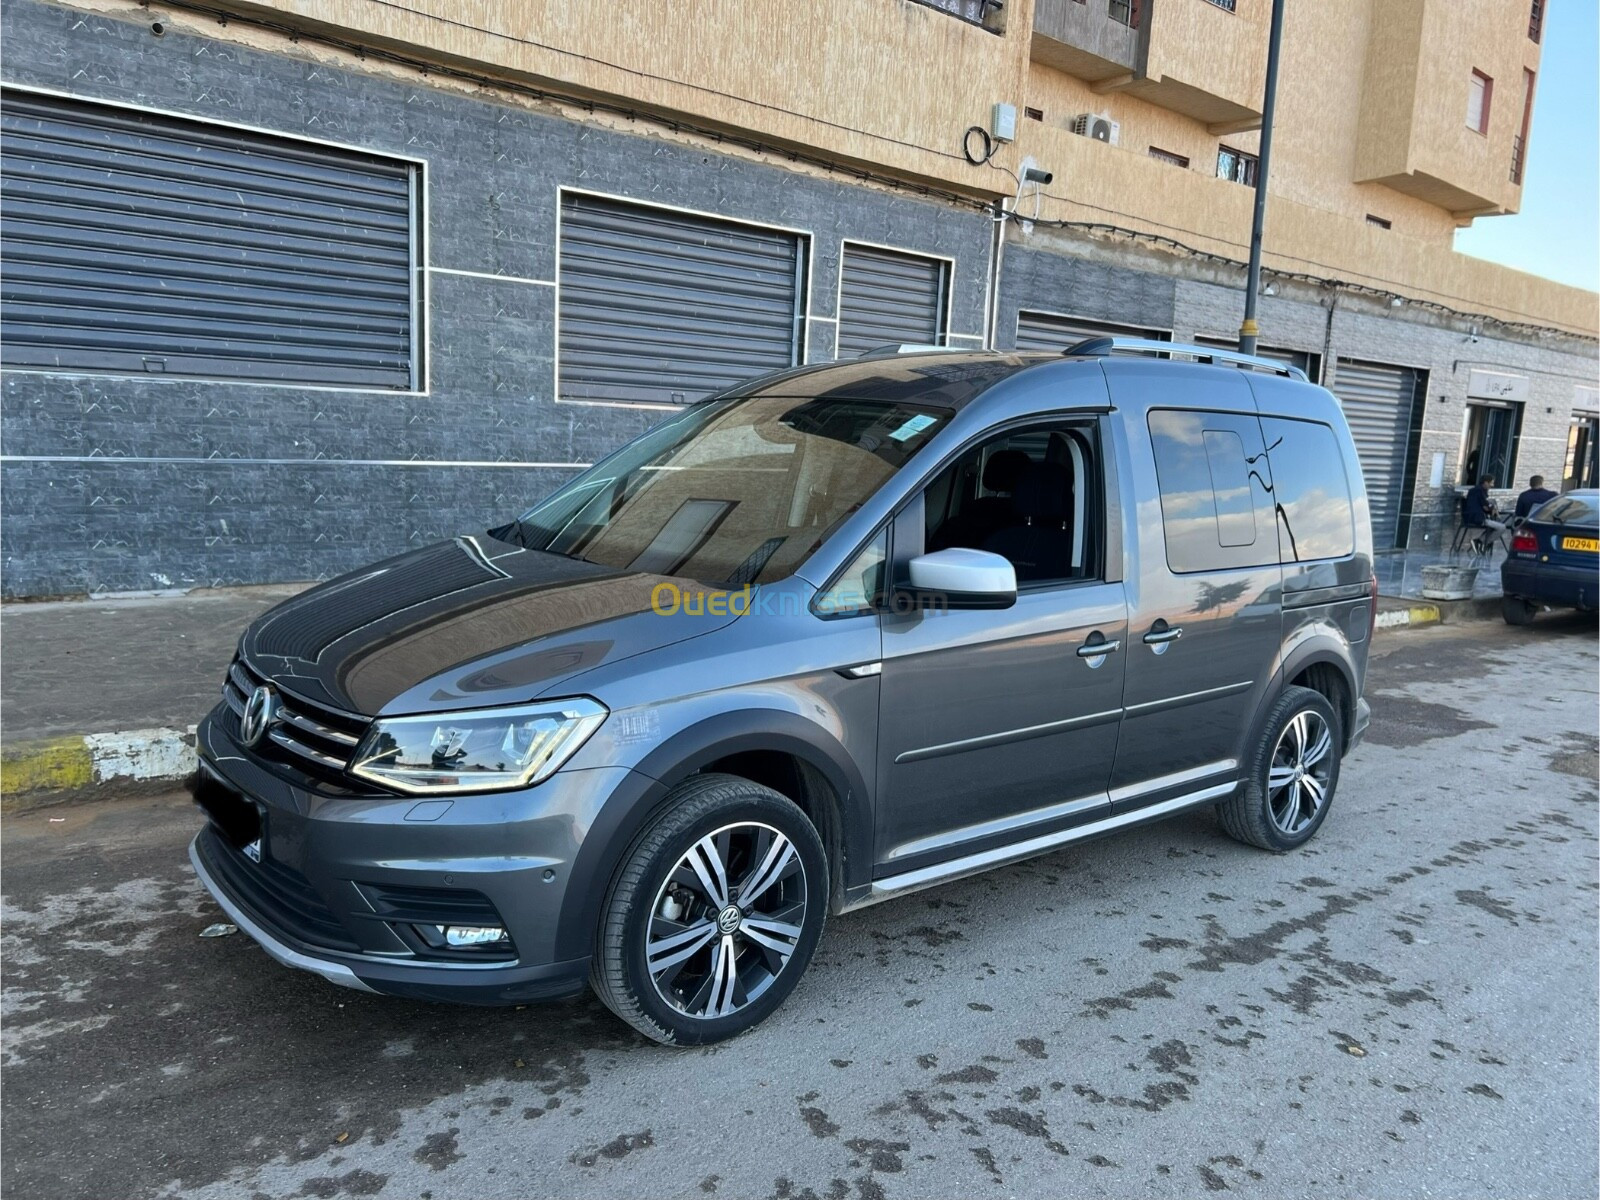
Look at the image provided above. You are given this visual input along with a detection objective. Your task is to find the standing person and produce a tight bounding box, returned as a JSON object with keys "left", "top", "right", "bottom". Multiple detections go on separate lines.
{"left": 1514, "top": 474, "right": 1558, "bottom": 519}
{"left": 1463, "top": 475, "right": 1508, "bottom": 551}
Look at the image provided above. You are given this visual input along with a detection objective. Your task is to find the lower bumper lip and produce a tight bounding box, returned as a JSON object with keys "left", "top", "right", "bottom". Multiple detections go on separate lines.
{"left": 188, "top": 834, "right": 377, "bottom": 994}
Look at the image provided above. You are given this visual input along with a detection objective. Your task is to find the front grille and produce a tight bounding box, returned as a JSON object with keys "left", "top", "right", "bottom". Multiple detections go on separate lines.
{"left": 196, "top": 825, "right": 361, "bottom": 954}
{"left": 222, "top": 657, "right": 367, "bottom": 780}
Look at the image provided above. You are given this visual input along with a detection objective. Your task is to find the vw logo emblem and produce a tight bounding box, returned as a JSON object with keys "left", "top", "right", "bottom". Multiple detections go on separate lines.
{"left": 240, "top": 685, "right": 278, "bottom": 749}
{"left": 717, "top": 905, "right": 742, "bottom": 935}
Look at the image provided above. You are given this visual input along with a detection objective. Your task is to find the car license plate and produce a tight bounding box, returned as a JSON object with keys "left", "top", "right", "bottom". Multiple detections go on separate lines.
{"left": 1560, "top": 536, "right": 1599, "bottom": 552}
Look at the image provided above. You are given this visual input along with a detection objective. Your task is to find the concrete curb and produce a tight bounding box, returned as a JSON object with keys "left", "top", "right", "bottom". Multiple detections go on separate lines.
{"left": 1375, "top": 602, "right": 1444, "bottom": 631}
{"left": 1, "top": 727, "right": 195, "bottom": 814}
{"left": 1375, "top": 593, "right": 1503, "bottom": 631}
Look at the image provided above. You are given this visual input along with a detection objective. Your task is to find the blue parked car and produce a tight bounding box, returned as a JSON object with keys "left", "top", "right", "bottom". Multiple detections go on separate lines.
{"left": 1501, "top": 490, "right": 1600, "bottom": 624}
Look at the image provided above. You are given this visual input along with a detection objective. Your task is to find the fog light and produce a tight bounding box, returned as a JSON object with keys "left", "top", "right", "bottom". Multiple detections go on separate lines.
{"left": 437, "top": 924, "right": 508, "bottom": 947}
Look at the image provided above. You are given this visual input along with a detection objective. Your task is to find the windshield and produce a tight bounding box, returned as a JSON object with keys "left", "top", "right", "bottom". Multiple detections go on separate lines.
{"left": 506, "top": 393, "right": 950, "bottom": 586}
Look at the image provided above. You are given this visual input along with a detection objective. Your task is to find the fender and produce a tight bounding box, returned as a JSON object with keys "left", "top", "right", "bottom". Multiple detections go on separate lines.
{"left": 1245, "top": 628, "right": 1361, "bottom": 756}
{"left": 550, "top": 707, "right": 875, "bottom": 961}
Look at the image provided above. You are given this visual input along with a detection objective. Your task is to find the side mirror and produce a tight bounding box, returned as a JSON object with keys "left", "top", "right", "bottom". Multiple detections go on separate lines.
{"left": 900, "top": 548, "right": 1017, "bottom": 610}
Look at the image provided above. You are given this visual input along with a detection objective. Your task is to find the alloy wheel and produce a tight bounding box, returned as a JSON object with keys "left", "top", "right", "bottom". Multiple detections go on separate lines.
{"left": 645, "top": 822, "right": 807, "bottom": 1020}
{"left": 1267, "top": 710, "right": 1334, "bottom": 836}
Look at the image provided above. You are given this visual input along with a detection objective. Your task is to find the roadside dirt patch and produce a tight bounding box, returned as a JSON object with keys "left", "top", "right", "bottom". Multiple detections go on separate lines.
{"left": 1548, "top": 733, "right": 1598, "bottom": 780}
{"left": 1362, "top": 694, "right": 1494, "bottom": 748}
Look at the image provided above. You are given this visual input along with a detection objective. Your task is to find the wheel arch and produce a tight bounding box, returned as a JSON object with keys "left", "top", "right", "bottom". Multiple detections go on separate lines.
{"left": 552, "top": 709, "right": 873, "bottom": 961}
{"left": 1253, "top": 638, "right": 1361, "bottom": 754}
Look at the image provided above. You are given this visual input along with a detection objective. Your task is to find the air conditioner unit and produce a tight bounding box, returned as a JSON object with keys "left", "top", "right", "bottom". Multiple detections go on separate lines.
{"left": 1071, "top": 113, "right": 1120, "bottom": 145}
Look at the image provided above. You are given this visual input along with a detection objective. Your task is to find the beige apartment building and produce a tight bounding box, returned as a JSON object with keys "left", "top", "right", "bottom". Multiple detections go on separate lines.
{"left": 0, "top": 0, "right": 1595, "bottom": 594}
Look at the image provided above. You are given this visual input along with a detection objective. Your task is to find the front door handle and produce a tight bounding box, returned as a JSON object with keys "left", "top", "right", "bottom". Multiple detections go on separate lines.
{"left": 1076, "top": 637, "right": 1121, "bottom": 659}
{"left": 1142, "top": 624, "right": 1184, "bottom": 645}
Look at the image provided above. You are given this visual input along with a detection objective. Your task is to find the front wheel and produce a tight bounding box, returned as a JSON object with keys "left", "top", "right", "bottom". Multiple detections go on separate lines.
{"left": 590, "top": 773, "right": 828, "bottom": 1045}
{"left": 1218, "top": 686, "right": 1342, "bottom": 851}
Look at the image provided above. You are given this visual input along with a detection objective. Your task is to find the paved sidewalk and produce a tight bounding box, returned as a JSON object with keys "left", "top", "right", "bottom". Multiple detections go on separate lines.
{"left": 1375, "top": 544, "right": 1506, "bottom": 601}
{"left": 0, "top": 586, "right": 304, "bottom": 807}
{"left": 2, "top": 586, "right": 304, "bottom": 742}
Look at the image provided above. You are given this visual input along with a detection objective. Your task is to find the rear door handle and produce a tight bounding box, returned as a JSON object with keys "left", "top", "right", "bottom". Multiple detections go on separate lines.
{"left": 1077, "top": 638, "right": 1121, "bottom": 658}
{"left": 1143, "top": 626, "right": 1184, "bottom": 645}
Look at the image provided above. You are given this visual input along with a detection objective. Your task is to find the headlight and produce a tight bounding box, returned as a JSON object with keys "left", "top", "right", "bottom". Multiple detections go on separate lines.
{"left": 348, "top": 698, "right": 607, "bottom": 794}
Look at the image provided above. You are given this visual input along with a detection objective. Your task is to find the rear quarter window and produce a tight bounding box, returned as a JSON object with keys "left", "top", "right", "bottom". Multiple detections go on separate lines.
{"left": 1148, "top": 409, "right": 1277, "bottom": 573}
{"left": 1535, "top": 495, "right": 1599, "bottom": 527}
{"left": 1259, "top": 417, "right": 1357, "bottom": 561}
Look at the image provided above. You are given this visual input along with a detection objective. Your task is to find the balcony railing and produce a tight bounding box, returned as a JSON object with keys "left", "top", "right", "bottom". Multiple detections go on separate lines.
{"left": 913, "top": 0, "right": 1005, "bottom": 29}
{"left": 1510, "top": 134, "right": 1525, "bottom": 185}
{"left": 1108, "top": 0, "right": 1141, "bottom": 29}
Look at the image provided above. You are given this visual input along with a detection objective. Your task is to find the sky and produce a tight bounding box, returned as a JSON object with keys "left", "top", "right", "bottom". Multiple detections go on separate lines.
{"left": 1452, "top": 1, "right": 1599, "bottom": 292}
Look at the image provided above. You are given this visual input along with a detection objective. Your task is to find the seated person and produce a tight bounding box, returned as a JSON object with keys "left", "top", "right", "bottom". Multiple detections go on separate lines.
{"left": 1463, "top": 475, "right": 1508, "bottom": 546}
{"left": 1514, "top": 474, "right": 1558, "bottom": 519}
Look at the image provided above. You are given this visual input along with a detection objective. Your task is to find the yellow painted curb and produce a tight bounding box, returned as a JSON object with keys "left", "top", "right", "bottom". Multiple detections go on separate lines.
{"left": 1, "top": 737, "right": 94, "bottom": 810}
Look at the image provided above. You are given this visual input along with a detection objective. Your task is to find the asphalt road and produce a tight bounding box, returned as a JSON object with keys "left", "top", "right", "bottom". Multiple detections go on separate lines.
{"left": 4, "top": 614, "right": 1597, "bottom": 1200}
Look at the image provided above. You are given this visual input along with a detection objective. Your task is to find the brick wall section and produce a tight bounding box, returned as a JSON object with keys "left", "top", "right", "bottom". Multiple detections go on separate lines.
{"left": 0, "top": 0, "right": 992, "bottom": 596}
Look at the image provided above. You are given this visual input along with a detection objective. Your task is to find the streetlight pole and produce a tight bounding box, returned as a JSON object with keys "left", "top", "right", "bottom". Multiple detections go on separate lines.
{"left": 1239, "top": 0, "right": 1286, "bottom": 356}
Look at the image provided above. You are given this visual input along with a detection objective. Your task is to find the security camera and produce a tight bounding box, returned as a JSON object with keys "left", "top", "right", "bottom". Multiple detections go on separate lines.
{"left": 1022, "top": 165, "right": 1053, "bottom": 185}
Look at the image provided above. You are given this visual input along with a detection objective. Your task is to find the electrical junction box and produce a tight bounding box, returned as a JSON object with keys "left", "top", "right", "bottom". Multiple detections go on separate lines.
{"left": 991, "top": 102, "right": 1017, "bottom": 144}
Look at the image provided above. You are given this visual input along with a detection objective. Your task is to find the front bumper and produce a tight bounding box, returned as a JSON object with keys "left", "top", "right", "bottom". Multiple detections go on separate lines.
{"left": 188, "top": 709, "right": 639, "bottom": 1005}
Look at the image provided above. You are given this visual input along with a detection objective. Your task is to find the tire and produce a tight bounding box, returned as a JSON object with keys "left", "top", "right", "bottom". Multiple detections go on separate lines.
{"left": 590, "top": 773, "right": 828, "bottom": 1045}
{"left": 1217, "top": 686, "right": 1342, "bottom": 852}
{"left": 1502, "top": 596, "right": 1538, "bottom": 626}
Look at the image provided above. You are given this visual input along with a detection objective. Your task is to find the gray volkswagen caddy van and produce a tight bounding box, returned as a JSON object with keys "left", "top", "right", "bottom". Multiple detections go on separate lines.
{"left": 190, "top": 338, "right": 1374, "bottom": 1044}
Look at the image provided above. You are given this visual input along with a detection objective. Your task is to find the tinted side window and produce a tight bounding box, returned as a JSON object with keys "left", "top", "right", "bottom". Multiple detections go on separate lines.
{"left": 1148, "top": 409, "right": 1277, "bottom": 573}
{"left": 1259, "top": 418, "right": 1356, "bottom": 562}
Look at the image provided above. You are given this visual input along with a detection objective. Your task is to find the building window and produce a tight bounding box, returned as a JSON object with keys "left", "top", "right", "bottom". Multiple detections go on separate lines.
{"left": 1149, "top": 147, "right": 1190, "bottom": 168}
{"left": 911, "top": 0, "right": 1005, "bottom": 31}
{"left": 1512, "top": 69, "right": 1535, "bottom": 184}
{"left": 0, "top": 90, "right": 421, "bottom": 389}
{"left": 1459, "top": 402, "right": 1524, "bottom": 487}
{"left": 1467, "top": 70, "right": 1493, "bottom": 134}
{"left": 1529, "top": 0, "right": 1544, "bottom": 42}
{"left": 1024, "top": 106, "right": 1045, "bottom": 122}
{"left": 1217, "top": 145, "right": 1259, "bottom": 186}
{"left": 1108, "top": 0, "right": 1142, "bottom": 29}
{"left": 1203, "top": 0, "right": 1238, "bottom": 10}
{"left": 1365, "top": 214, "right": 1392, "bottom": 230}
{"left": 557, "top": 193, "right": 807, "bottom": 406}
{"left": 1566, "top": 414, "right": 1599, "bottom": 490}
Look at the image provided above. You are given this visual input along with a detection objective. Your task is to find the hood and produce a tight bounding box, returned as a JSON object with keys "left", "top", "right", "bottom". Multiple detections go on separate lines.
{"left": 241, "top": 535, "right": 744, "bottom": 715}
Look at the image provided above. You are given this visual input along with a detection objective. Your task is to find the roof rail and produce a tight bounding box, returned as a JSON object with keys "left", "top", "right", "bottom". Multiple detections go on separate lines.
{"left": 856, "top": 343, "right": 951, "bottom": 360}
{"left": 1064, "top": 336, "right": 1309, "bottom": 382}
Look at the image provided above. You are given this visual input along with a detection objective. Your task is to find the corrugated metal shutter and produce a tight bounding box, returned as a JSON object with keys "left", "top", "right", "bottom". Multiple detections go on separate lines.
{"left": 1331, "top": 358, "right": 1419, "bottom": 549}
{"left": 559, "top": 194, "right": 805, "bottom": 405}
{"left": 837, "top": 244, "right": 948, "bottom": 357}
{"left": 1015, "top": 311, "right": 1169, "bottom": 351}
{"left": 0, "top": 91, "right": 417, "bottom": 389}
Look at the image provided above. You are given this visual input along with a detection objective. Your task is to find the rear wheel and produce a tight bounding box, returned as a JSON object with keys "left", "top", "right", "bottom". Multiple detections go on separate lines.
{"left": 1218, "top": 686, "right": 1341, "bottom": 851}
{"left": 1502, "top": 596, "right": 1538, "bottom": 625}
{"left": 590, "top": 773, "right": 827, "bottom": 1045}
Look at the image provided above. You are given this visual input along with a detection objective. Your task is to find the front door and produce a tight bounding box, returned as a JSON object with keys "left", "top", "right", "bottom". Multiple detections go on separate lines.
{"left": 873, "top": 419, "right": 1128, "bottom": 877}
